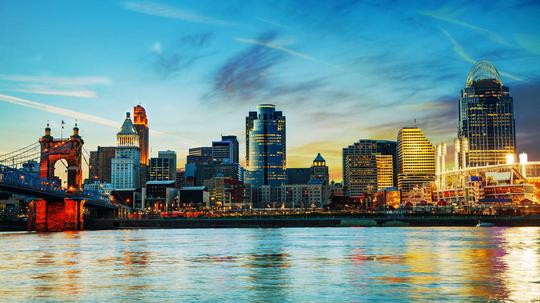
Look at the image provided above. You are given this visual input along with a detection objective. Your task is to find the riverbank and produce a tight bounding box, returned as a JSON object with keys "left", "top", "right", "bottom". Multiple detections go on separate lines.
{"left": 85, "top": 215, "right": 540, "bottom": 230}
{"left": 5, "top": 215, "right": 540, "bottom": 232}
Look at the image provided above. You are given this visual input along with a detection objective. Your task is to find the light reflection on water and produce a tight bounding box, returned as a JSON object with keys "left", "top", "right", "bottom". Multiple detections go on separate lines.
{"left": 1, "top": 227, "right": 540, "bottom": 302}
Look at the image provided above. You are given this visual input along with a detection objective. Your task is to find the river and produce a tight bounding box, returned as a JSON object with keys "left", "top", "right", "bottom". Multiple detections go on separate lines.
{"left": 1, "top": 227, "right": 539, "bottom": 302}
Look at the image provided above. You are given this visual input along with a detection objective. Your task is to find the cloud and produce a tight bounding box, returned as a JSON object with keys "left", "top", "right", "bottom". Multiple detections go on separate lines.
{"left": 0, "top": 93, "right": 173, "bottom": 138}
{"left": 235, "top": 36, "right": 341, "bottom": 69}
{"left": 440, "top": 30, "right": 526, "bottom": 82}
{"left": 419, "top": 9, "right": 511, "bottom": 47}
{"left": 288, "top": 140, "right": 345, "bottom": 181}
{"left": 0, "top": 93, "right": 120, "bottom": 127}
{"left": 123, "top": 1, "right": 234, "bottom": 26}
{"left": 208, "top": 31, "right": 331, "bottom": 105}
{"left": 148, "top": 33, "right": 213, "bottom": 78}
{"left": 149, "top": 41, "right": 162, "bottom": 54}
{"left": 0, "top": 74, "right": 111, "bottom": 86}
{"left": 3, "top": 87, "right": 97, "bottom": 98}
{"left": 440, "top": 29, "right": 475, "bottom": 64}
{"left": 256, "top": 17, "right": 287, "bottom": 28}
{"left": 210, "top": 31, "right": 284, "bottom": 101}
{"left": 514, "top": 33, "right": 540, "bottom": 56}
{"left": 0, "top": 74, "right": 110, "bottom": 99}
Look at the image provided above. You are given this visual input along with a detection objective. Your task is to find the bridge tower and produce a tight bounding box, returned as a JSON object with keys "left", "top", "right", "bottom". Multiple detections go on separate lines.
{"left": 39, "top": 123, "right": 84, "bottom": 190}
{"left": 28, "top": 124, "right": 87, "bottom": 231}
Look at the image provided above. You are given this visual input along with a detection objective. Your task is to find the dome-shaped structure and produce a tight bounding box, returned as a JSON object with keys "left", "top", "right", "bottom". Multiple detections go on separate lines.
{"left": 466, "top": 60, "right": 502, "bottom": 86}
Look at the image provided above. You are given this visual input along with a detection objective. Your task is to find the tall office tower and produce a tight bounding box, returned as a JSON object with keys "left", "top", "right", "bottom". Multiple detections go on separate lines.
{"left": 149, "top": 157, "right": 173, "bottom": 181}
{"left": 343, "top": 140, "right": 397, "bottom": 196}
{"left": 111, "top": 113, "right": 141, "bottom": 190}
{"left": 310, "top": 153, "right": 329, "bottom": 185}
{"left": 212, "top": 140, "right": 233, "bottom": 163}
{"left": 89, "top": 146, "right": 116, "bottom": 183}
{"left": 187, "top": 147, "right": 213, "bottom": 164}
{"left": 149, "top": 151, "right": 177, "bottom": 181}
{"left": 458, "top": 60, "right": 516, "bottom": 166}
{"left": 375, "top": 154, "right": 394, "bottom": 190}
{"left": 158, "top": 150, "right": 177, "bottom": 179}
{"left": 397, "top": 126, "right": 435, "bottom": 193}
{"left": 221, "top": 135, "right": 239, "bottom": 164}
{"left": 133, "top": 105, "right": 149, "bottom": 165}
{"left": 245, "top": 104, "right": 286, "bottom": 187}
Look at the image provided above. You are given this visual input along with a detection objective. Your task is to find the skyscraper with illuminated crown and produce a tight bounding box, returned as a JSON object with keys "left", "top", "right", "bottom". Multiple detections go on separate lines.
{"left": 458, "top": 60, "right": 516, "bottom": 167}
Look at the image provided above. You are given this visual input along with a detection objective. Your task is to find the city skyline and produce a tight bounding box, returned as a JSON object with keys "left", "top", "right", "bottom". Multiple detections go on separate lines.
{"left": 1, "top": 1, "right": 540, "bottom": 182}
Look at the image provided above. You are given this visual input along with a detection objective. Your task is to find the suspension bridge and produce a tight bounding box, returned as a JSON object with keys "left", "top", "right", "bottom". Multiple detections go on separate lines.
{"left": 0, "top": 124, "right": 118, "bottom": 231}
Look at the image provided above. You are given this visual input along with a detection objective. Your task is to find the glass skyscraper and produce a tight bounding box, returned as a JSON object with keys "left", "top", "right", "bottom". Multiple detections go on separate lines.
{"left": 245, "top": 104, "right": 286, "bottom": 187}
{"left": 458, "top": 60, "right": 516, "bottom": 167}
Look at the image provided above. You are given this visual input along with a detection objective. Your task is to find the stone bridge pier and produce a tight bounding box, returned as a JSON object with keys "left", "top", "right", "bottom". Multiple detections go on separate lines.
{"left": 28, "top": 198, "right": 85, "bottom": 232}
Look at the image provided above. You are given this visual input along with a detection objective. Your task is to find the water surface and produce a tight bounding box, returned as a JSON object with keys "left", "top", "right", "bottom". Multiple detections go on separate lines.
{"left": 1, "top": 227, "right": 539, "bottom": 302}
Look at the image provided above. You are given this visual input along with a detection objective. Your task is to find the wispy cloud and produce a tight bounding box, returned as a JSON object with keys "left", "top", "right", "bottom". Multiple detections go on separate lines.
{"left": 0, "top": 93, "right": 175, "bottom": 138}
{"left": 3, "top": 87, "right": 97, "bottom": 98}
{"left": 148, "top": 33, "right": 213, "bottom": 78}
{"left": 149, "top": 41, "right": 162, "bottom": 54}
{"left": 0, "top": 74, "right": 111, "bottom": 86}
{"left": 123, "top": 1, "right": 234, "bottom": 26}
{"left": 440, "top": 29, "right": 475, "bottom": 64}
{"left": 0, "top": 93, "right": 120, "bottom": 127}
{"left": 440, "top": 29, "right": 526, "bottom": 82}
{"left": 210, "top": 31, "right": 284, "bottom": 101}
{"left": 235, "top": 37, "right": 341, "bottom": 69}
{"left": 419, "top": 9, "right": 511, "bottom": 47}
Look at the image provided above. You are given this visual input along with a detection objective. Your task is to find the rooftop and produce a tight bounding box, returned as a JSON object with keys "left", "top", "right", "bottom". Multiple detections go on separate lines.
{"left": 466, "top": 60, "right": 502, "bottom": 87}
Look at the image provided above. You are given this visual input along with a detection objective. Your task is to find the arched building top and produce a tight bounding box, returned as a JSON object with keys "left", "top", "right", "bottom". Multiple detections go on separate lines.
{"left": 466, "top": 60, "right": 502, "bottom": 87}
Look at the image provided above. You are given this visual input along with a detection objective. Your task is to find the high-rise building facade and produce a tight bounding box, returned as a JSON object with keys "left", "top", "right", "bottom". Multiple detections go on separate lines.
{"left": 158, "top": 150, "right": 177, "bottom": 179}
{"left": 221, "top": 135, "right": 239, "bottom": 164}
{"left": 149, "top": 157, "right": 175, "bottom": 181}
{"left": 397, "top": 126, "right": 435, "bottom": 193}
{"left": 342, "top": 140, "right": 397, "bottom": 196}
{"left": 89, "top": 146, "right": 116, "bottom": 183}
{"left": 111, "top": 113, "right": 141, "bottom": 190}
{"left": 212, "top": 140, "right": 234, "bottom": 163}
{"left": 376, "top": 154, "right": 394, "bottom": 190}
{"left": 458, "top": 61, "right": 516, "bottom": 167}
{"left": 245, "top": 104, "right": 286, "bottom": 187}
{"left": 133, "top": 105, "right": 149, "bottom": 165}
{"left": 187, "top": 147, "right": 213, "bottom": 164}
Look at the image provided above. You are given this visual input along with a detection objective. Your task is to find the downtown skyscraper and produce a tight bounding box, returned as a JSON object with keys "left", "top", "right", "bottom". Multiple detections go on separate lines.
{"left": 397, "top": 126, "right": 435, "bottom": 194}
{"left": 245, "top": 104, "right": 286, "bottom": 187}
{"left": 133, "top": 105, "right": 149, "bottom": 166}
{"left": 111, "top": 112, "right": 141, "bottom": 190}
{"left": 458, "top": 61, "right": 516, "bottom": 167}
{"left": 342, "top": 140, "right": 397, "bottom": 197}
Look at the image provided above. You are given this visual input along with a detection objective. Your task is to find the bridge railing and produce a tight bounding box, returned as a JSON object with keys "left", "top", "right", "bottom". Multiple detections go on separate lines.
{"left": 0, "top": 164, "right": 66, "bottom": 196}
{"left": 0, "top": 164, "right": 115, "bottom": 207}
{"left": 80, "top": 189, "right": 114, "bottom": 205}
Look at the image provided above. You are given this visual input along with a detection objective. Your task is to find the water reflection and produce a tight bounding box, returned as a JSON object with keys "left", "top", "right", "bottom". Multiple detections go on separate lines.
{"left": 1, "top": 227, "right": 540, "bottom": 302}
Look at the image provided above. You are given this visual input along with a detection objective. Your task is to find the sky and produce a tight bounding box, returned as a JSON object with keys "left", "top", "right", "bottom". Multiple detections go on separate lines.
{"left": 0, "top": 0, "right": 539, "bottom": 181}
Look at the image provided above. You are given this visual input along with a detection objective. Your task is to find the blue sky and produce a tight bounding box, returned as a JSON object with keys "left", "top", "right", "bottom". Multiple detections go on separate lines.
{"left": 1, "top": 0, "right": 539, "bottom": 180}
